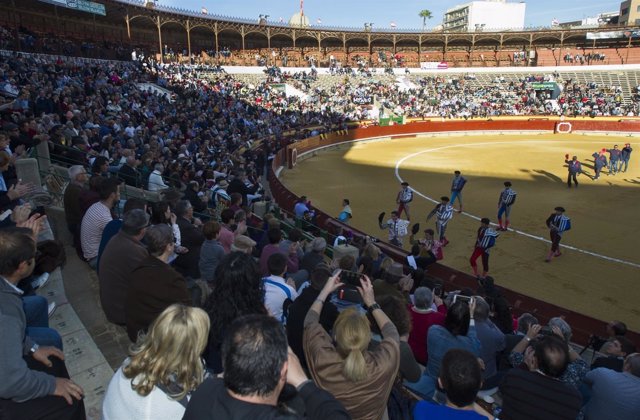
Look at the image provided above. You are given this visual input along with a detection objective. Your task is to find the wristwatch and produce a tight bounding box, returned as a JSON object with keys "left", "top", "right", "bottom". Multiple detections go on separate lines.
{"left": 364, "top": 302, "right": 381, "bottom": 313}
{"left": 29, "top": 343, "right": 40, "bottom": 355}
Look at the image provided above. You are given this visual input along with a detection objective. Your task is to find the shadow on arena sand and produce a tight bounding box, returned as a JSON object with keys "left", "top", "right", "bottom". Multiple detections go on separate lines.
{"left": 281, "top": 133, "right": 640, "bottom": 330}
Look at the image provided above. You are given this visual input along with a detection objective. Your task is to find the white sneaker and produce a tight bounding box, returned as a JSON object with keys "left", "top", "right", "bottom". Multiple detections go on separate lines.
{"left": 48, "top": 302, "right": 57, "bottom": 317}
{"left": 31, "top": 272, "right": 50, "bottom": 290}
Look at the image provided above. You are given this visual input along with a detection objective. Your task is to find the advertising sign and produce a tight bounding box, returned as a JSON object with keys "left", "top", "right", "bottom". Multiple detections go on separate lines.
{"left": 38, "top": 0, "right": 106, "bottom": 16}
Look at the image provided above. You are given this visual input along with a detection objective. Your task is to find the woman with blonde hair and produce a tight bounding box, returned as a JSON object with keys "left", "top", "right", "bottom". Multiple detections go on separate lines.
{"left": 304, "top": 272, "right": 400, "bottom": 420}
{"left": 102, "top": 304, "right": 210, "bottom": 420}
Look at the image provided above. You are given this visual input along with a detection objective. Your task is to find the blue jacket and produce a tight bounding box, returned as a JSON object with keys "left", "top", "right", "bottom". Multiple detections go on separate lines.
{"left": 407, "top": 324, "right": 481, "bottom": 398}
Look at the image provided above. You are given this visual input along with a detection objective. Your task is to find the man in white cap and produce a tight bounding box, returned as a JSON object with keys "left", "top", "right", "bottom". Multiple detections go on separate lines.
{"left": 300, "top": 237, "right": 326, "bottom": 274}
{"left": 231, "top": 235, "right": 257, "bottom": 254}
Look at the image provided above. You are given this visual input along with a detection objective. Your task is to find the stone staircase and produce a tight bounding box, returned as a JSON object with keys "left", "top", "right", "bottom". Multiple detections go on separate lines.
{"left": 39, "top": 215, "right": 117, "bottom": 420}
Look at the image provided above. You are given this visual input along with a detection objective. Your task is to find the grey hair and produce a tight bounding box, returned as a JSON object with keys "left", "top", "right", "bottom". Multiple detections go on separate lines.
{"left": 517, "top": 313, "right": 539, "bottom": 334}
{"left": 122, "top": 209, "right": 150, "bottom": 236}
{"left": 413, "top": 287, "right": 433, "bottom": 309}
{"left": 144, "top": 224, "right": 174, "bottom": 256}
{"left": 68, "top": 165, "right": 86, "bottom": 180}
{"left": 174, "top": 200, "right": 192, "bottom": 218}
{"left": 473, "top": 296, "right": 490, "bottom": 321}
{"left": 548, "top": 317, "right": 572, "bottom": 342}
{"left": 154, "top": 163, "right": 164, "bottom": 172}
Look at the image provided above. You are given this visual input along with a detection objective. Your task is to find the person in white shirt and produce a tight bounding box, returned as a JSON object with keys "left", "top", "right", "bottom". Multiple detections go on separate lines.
{"left": 379, "top": 210, "right": 410, "bottom": 248}
{"left": 80, "top": 178, "right": 121, "bottom": 268}
{"left": 263, "top": 253, "right": 298, "bottom": 324}
{"left": 102, "top": 304, "right": 210, "bottom": 420}
{"left": 148, "top": 163, "right": 169, "bottom": 191}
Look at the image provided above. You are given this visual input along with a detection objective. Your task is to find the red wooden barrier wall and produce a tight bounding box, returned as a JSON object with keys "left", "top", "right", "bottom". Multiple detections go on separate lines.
{"left": 269, "top": 119, "right": 640, "bottom": 347}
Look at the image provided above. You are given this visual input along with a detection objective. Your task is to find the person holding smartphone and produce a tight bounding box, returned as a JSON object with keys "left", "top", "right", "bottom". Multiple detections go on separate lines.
{"left": 405, "top": 298, "right": 481, "bottom": 401}
{"left": 303, "top": 273, "right": 400, "bottom": 420}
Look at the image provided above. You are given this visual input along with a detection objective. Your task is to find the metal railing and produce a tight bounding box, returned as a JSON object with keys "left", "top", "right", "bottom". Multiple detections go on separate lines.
{"left": 110, "top": 0, "right": 627, "bottom": 34}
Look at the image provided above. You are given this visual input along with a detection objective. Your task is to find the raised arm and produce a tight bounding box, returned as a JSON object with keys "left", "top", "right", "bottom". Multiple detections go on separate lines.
{"left": 358, "top": 276, "right": 399, "bottom": 343}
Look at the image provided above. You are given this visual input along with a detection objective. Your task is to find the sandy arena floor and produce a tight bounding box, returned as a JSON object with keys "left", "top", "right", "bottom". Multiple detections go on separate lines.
{"left": 280, "top": 133, "right": 640, "bottom": 330}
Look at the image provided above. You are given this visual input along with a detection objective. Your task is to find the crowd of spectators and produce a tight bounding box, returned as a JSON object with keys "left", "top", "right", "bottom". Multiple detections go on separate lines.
{"left": 169, "top": 65, "right": 640, "bottom": 120}
{"left": 563, "top": 52, "right": 607, "bottom": 65}
{"left": 1, "top": 42, "right": 640, "bottom": 420}
{"left": 1, "top": 24, "right": 134, "bottom": 61}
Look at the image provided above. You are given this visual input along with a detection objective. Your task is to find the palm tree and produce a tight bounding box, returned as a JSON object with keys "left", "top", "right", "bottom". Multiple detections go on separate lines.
{"left": 419, "top": 9, "right": 433, "bottom": 30}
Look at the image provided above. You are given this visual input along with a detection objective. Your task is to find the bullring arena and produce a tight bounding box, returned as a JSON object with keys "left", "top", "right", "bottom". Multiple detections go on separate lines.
{"left": 279, "top": 120, "right": 640, "bottom": 331}
{"left": 4, "top": 0, "right": 640, "bottom": 416}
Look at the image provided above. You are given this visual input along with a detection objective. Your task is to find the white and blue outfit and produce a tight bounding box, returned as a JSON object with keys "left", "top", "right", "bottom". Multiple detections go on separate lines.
{"left": 497, "top": 187, "right": 516, "bottom": 229}
{"left": 380, "top": 217, "right": 410, "bottom": 247}
{"left": 427, "top": 203, "right": 455, "bottom": 241}
{"left": 450, "top": 175, "right": 467, "bottom": 208}
{"left": 263, "top": 275, "right": 298, "bottom": 324}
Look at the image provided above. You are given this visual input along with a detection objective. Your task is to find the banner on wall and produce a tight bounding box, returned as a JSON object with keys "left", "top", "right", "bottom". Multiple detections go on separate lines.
{"left": 38, "top": 0, "right": 106, "bottom": 16}
{"left": 420, "top": 62, "right": 449, "bottom": 70}
{"left": 586, "top": 31, "right": 625, "bottom": 40}
{"left": 530, "top": 82, "right": 557, "bottom": 90}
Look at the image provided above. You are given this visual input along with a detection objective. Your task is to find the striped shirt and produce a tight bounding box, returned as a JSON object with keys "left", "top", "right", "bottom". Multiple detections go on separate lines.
{"left": 547, "top": 214, "right": 571, "bottom": 235}
{"left": 435, "top": 204, "right": 454, "bottom": 224}
{"left": 558, "top": 215, "right": 571, "bottom": 233}
{"left": 499, "top": 188, "right": 516, "bottom": 206}
{"left": 81, "top": 201, "right": 113, "bottom": 260}
{"left": 476, "top": 227, "right": 500, "bottom": 249}
{"left": 398, "top": 188, "right": 413, "bottom": 203}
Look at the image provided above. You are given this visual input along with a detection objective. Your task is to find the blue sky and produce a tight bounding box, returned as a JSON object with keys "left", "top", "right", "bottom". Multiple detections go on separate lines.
{"left": 160, "top": 0, "right": 623, "bottom": 29}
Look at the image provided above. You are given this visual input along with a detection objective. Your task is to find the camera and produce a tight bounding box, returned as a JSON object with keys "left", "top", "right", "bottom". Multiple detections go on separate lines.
{"left": 587, "top": 334, "right": 607, "bottom": 352}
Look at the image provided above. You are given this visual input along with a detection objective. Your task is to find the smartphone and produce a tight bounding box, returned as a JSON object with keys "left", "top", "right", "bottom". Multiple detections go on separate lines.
{"left": 338, "top": 287, "right": 363, "bottom": 304}
{"left": 339, "top": 270, "right": 363, "bottom": 288}
{"left": 433, "top": 285, "right": 442, "bottom": 297}
{"left": 452, "top": 294, "right": 473, "bottom": 305}
{"left": 539, "top": 326, "right": 554, "bottom": 336}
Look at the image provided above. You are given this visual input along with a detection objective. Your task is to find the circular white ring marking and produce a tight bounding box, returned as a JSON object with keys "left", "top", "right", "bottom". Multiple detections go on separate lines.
{"left": 394, "top": 139, "right": 640, "bottom": 269}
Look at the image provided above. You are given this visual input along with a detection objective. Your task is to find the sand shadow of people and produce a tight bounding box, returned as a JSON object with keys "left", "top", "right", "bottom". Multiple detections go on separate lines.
{"left": 532, "top": 169, "right": 565, "bottom": 184}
